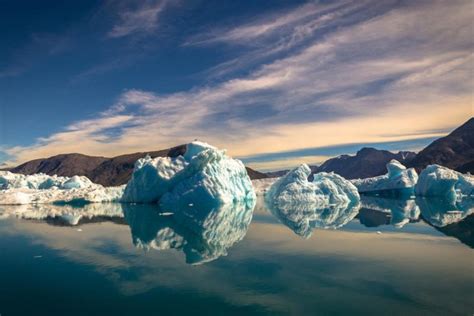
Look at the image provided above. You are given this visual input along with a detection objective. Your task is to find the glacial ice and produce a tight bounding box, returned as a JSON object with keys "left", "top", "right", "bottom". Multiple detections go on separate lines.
{"left": 264, "top": 164, "right": 360, "bottom": 237}
{"left": 0, "top": 185, "right": 125, "bottom": 205}
{"left": 351, "top": 160, "right": 418, "bottom": 196}
{"left": 0, "top": 171, "right": 95, "bottom": 190}
{"left": 415, "top": 164, "right": 474, "bottom": 199}
{"left": 123, "top": 200, "right": 254, "bottom": 265}
{"left": 122, "top": 141, "right": 256, "bottom": 207}
{"left": 266, "top": 164, "right": 360, "bottom": 207}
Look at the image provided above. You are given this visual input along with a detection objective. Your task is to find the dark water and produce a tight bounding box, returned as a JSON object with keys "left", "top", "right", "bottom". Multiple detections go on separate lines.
{"left": 0, "top": 196, "right": 473, "bottom": 316}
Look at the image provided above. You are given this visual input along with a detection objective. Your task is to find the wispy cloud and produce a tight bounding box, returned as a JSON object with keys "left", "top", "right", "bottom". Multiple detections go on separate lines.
{"left": 3, "top": 0, "right": 473, "bottom": 167}
{"left": 107, "top": 0, "right": 169, "bottom": 38}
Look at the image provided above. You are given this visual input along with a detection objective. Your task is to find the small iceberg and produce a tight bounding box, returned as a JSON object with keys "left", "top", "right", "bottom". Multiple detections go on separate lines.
{"left": 351, "top": 160, "right": 418, "bottom": 196}
{"left": 122, "top": 141, "right": 256, "bottom": 207}
{"left": 123, "top": 200, "right": 254, "bottom": 265}
{"left": 266, "top": 164, "right": 360, "bottom": 208}
{"left": 264, "top": 164, "right": 360, "bottom": 237}
{"left": 415, "top": 164, "right": 474, "bottom": 199}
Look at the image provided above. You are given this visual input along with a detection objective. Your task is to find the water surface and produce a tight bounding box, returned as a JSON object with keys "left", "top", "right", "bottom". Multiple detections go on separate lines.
{"left": 0, "top": 197, "right": 473, "bottom": 315}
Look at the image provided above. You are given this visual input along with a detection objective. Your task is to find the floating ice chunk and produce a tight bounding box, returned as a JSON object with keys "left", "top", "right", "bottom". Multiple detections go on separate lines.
{"left": 266, "top": 164, "right": 360, "bottom": 207}
{"left": 0, "top": 171, "right": 95, "bottom": 190}
{"left": 123, "top": 200, "right": 254, "bottom": 265}
{"left": 416, "top": 197, "right": 474, "bottom": 227}
{"left": 415, "top": 164, "right": 474, "bottom": 199}
{"left": 351, "top": 160, "right": 418, "bottom": 195}
{"left": 0, "top": 185, "right": 125, "bottom": 205}
{"left": 122, "top": 141, "right": 256, "bottom": 206}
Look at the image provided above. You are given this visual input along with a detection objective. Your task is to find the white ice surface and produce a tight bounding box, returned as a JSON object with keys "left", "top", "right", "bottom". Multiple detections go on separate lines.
{"left": 266, "top": 164, "right": 360, "bottom": 208}
{"left": 351, "top": 160, "right": 418, "bottom": 194}
{"left": 122, "top": 141, "right": 256, "bottom": 207}
{"left": 415, "top": 164, "right": 474, "bottom": 198}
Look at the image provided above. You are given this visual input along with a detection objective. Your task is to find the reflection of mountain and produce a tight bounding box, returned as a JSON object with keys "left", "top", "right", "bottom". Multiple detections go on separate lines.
{"left": 360, "top": 196, "right": 420, "bottom": 228}
{"left": 0, "top": 203, "right": 124, "bottom": 226}
{"left": 266, "top": 201, "right": 360, "bottom": 238}
{"left": 123, "top": 202, "right": 254, "bottom": 265}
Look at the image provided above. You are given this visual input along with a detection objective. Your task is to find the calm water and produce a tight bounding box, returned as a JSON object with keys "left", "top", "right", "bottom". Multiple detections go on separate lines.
{"left": 0, "top": 196, "right": 473, "bottom": 316}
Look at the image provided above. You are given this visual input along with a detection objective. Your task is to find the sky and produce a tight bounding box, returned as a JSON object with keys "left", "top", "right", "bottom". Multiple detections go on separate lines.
{"left": 0, "top": 0, "right": 472, "bottom": 171}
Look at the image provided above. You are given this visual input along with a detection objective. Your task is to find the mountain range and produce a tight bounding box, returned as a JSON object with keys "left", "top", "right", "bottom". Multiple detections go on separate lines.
{"left": 4, "top": 118, "right": 473, "bottom": 183}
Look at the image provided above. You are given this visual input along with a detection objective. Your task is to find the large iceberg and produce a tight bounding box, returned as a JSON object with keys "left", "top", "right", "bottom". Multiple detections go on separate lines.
{"left": 415, "top": 164, "right": 474, "bottom": 199}
{"left": 123, "top": 200, "right": 254, "bottom": 265}
{"left": 122, "top": 141, "right": 256, "bottom": 207}
{"left": 351, "top": 160, "right": 418, "bottom": 196}
{"left": 266, "top": 164, "right": 360, "bottom": 207}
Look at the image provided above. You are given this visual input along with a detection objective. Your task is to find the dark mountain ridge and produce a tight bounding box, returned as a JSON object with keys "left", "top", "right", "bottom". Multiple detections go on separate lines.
{"left": 407, "top": 117, "right": 474, "bottom": 173}
{"left": 8, "top": 144, "right": 267, "bottom": 186}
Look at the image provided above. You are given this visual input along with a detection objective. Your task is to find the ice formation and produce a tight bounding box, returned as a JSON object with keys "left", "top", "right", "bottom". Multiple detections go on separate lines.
{"left": 415, "top": 164, "right": 474, "bottom": 199}
{"left": 351, "top": 160, "right": 418, "bottom": 195}
{"left": 0, "top": 171, "right": 95, "bottom": 190}
{"left": 252, "top": 178, "right": 278, "bottom": 196}
{"left": 360, "top": 196, "right": 420, "bottom": 228}
{"left": 0, "top": 185, "right": 124, "bottom": 205}
{"left": 122, "top": 141, "right": 256, "bottom": 207}
{"left": 416, "top": 197, "right": 474, "bottom": 227}
{"left": 0, "top": 203, "right": 124, "bottom": 226}
{"left": 123, "top": 200, "right": 254, "bottom": 265}
{"left": 266, "top": 164, "right": 360, "bottom": 207}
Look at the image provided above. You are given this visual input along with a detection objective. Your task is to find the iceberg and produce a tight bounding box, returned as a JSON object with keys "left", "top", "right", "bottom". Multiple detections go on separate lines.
{"left": 0, "top": 185, "right": 125, "bottom": 205}
{"left": 122, "top": 141, "right": 256, "bottom": 207}
{"left": 351, "top": 160, "right": 418, "bottom": 196}
{"left": 266, "top": 164, "right": 360, "bottom": 207}
{"left": 123, "top": 200, "right": 254, "bottom": 265}
{"left": 0, "top": 171, "right": 95, "bottom": 190}
{"left": 415, "top": 164, "right": 474, "bottom": 199}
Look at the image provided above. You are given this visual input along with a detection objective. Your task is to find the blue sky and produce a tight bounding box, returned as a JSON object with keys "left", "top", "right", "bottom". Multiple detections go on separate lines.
{"left": 0, "top": 0, "right": 472, "bottom": 170}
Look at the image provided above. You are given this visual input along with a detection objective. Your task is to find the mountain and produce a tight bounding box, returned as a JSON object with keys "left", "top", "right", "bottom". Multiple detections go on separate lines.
{"left": 407, "top": 117, "right": 474, "bottom": 173}
{"left": 315, "top": 147, "right": 416, "bottom": 179}
{"left": 8, "top": 144, "right": 267, "bottom": 186}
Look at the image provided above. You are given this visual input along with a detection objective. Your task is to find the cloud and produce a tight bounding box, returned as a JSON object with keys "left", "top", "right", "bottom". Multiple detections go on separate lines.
{"left": 107, "top": 0, "right": 169, "bottom": 38}
{"left": 3, "top": 0, "right": 473, "bottom": 167}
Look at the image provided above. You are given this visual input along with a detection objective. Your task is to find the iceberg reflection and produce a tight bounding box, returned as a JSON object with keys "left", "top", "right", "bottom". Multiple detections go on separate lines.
{"left": 417, "top": 197, "right": 474, "bottom": 227}
{"left": 123, "top": 201, "right": 255, "bottom": 265}
{"left": 266, "top": 200, "right": 360, "bottom": 238}
{"left": 0, "top": 203, "right": 124, "bottom": 226}
{"left": 360, "top": 196, "right": 420, "bottom": 228}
